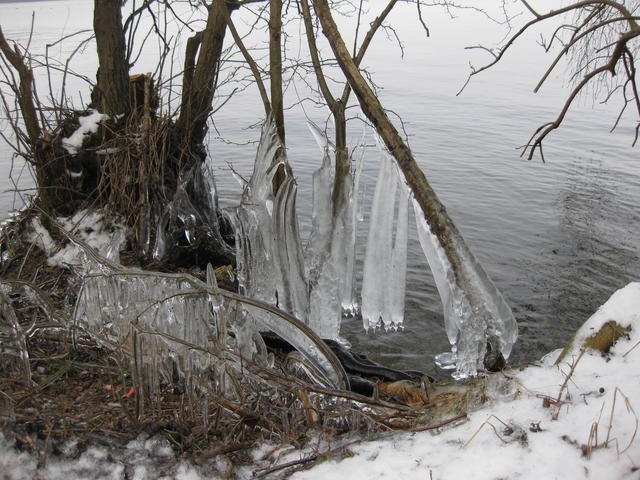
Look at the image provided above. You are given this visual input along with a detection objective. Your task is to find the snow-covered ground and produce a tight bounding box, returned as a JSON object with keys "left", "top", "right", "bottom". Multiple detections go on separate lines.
{"left": 291, "top": 282, "right": 640, "bottom": 480}
{"left": 2, "top": 283, "right": 639, "bottom": 479}
{"left": 27, "top": 209, "right": 125, "bottom": 269}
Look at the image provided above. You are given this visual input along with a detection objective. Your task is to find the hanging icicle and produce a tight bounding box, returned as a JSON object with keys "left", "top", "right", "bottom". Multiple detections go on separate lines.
{"left": 342, "top": 145, "right": 365, "bottom": 316}
{"left": 412, "top": 200, "right": 518, "bottom": 379}
{"left": 385, "top": 174, "right": 409, "bottom": 329}
{"left": 360, "top": 145, "right": 408, "bottom": 331}
{"left": 305, "top": 121, "right": 362, "bottom": 339}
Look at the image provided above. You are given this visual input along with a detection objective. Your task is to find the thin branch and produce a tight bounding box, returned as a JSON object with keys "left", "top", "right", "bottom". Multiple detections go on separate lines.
{"left": 0, "top": 25, "right": 41, "bottom": 143}
{"left": 220, "top": 3, "right": 272, "bottom": 115}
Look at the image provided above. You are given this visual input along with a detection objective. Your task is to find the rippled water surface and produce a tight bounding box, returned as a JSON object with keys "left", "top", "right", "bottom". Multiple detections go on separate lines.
{"left": 1, "top": 0, "right": 638, "bottom": 376}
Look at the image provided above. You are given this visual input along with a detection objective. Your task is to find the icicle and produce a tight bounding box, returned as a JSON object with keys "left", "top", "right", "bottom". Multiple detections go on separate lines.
{"left": 384, "top": 174, "right": 409, "bottom": 329}
{"left": 0, "top": 288, "right": 32, "bottom": 384}
{"left": 73, "top": 272, "right": 219, "bottom": 402}
{"left": 341, "top": 146, "right": 365, "bottom": 315}
{"left": 412, "top": 199, "right": 518, "bottom": 379}
{"left": 105, "top": 229, "right": 125, "bottom": 264}
{"left": 206, "top": 263, "right": 227, "bottom": 347}
{"left": 72, "top": 264, "right": 348, "bottom": 391}
{"left": 307, "top": 172, "right": 352, "bottom": 339}
{"left": 361, "top": 151, "right": 398, "bottom": 330}
{"left": 233, "top": 117, "right": 309, "bottom": 340}
{"left": 152, "top": 210, "right": 169, "bottom": 261}
{"left": 304, "top": 122, "right": 364, "bottom": 337}
{"left": 304, "top": 150, "right": 334, "bottom": 282}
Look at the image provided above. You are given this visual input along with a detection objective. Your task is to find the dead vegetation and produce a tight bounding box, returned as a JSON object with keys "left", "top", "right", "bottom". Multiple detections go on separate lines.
{"left": 0, "top": 211, "right": 483, "bottom": 478}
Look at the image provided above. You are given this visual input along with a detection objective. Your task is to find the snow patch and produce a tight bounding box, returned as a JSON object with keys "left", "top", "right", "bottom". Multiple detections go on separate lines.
{"left": 559, "top": 282, "right": 640, "bottom": 360}
{"left": 291, "top": 282, "right": 640, "bottom": 480}
{"left": 62, "top": 109, "right": 108, "bottom": 155}
{"left": 25, "top": 210, "right": 126, "bottom": 268}
{"left": 27, "top": 217, "right": 56, "bottom": 255}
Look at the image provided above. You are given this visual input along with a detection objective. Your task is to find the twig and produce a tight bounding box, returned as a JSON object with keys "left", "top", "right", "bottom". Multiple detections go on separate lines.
{"left": 464, "top": 414, "right": 511, "bottom": 448}
{"left": 623, "top": 339, "right": 640, "bottom": 358}
{"left": 411, "top": 412, "right": 467, "bottom": 432}
{"left": 552, "top": 348, "right": 586, "bottom": 420}
{"left": 605, "top": 387, "right": 638, "bottom": 455}
{"left": 253, "top": 454, "right": 321, "bottom": 478}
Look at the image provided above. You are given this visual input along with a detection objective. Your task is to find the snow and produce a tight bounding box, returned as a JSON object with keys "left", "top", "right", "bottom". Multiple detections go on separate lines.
{"left": 61, "top": 109, "right": 108, "bottom": 155}
{"left": 27, "top": 217, "right": 56, "bottom": 254}
{"left": 27, "top": 210, "right": 126, "bottom": 269}
{"left": 48, "top": 210, "right": 125, "bottom": 268}
{"left": 3, "top": 283, "right": 639, "bottom": 479}
{"left": 561, "top": 282, "right": 640, "bottom": 359}
{"left": 292, "top": 282, "right": 640, "bottom": 480}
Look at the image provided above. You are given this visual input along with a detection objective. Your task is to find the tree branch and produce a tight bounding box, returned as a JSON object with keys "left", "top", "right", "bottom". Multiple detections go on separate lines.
{"left": 0, "top": 25, "right": 41, "bottom": 144}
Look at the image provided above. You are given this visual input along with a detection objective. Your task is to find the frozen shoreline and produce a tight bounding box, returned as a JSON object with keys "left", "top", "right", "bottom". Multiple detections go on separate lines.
{"left": 2, "top": 283, "right": 639, "bottom": 479}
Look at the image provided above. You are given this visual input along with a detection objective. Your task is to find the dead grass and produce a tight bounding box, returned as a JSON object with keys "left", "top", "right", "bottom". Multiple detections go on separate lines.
{"left": 0, "top": 211, "right": 477, "bottom": 477}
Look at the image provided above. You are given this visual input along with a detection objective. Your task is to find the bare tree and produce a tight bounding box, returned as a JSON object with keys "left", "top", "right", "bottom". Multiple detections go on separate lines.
{"left": 461, "top": 0, "right": 640, "bottom": 159}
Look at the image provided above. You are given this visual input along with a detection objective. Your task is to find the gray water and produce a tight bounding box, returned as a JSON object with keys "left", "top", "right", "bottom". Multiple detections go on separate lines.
{"left": 1, "top": 1, "right": 638, "bottom": 376}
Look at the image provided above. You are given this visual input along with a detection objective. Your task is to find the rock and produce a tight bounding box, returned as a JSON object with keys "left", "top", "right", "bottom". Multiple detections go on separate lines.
{"left": 555, "top": 283, "right": 640, "bottom": 364}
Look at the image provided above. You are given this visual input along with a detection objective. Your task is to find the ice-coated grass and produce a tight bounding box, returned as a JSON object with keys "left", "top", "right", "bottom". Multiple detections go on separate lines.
{"left": 3, "top": 283, "right": 638, "bottom": 479}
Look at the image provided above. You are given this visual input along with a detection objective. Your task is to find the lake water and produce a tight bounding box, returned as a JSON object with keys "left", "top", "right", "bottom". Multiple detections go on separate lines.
{"left": 1, "top": 1, "right": 638, "bottom": 377}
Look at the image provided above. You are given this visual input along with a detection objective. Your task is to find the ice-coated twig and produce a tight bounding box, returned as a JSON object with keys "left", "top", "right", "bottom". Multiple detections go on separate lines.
{"left": 39, "top": 207, "right": 349, "bottom": 392}
{"left": 413, "top": 195, "right": 518, "bottom": 379}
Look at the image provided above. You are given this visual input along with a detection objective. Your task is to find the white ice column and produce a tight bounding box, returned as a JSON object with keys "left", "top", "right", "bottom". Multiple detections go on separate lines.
{"left": 384, "top": 174, "right": 409, "bottom": 329}
{"left": 360, "top": 151, "right": 399, "bottom": 330}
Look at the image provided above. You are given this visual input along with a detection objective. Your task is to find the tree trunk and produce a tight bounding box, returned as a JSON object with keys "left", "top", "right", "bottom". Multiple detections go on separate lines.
{"left": 93, "top": 0, "right": 130, "bottom": 116}
{"left": 269, "top": 0, "right": 285, "bottom": 143}
{"left": 175, "top": 1, "right": 235, "bottom": 154}
{"left": 331, "top": 104, "right": 349, "bottom": 214}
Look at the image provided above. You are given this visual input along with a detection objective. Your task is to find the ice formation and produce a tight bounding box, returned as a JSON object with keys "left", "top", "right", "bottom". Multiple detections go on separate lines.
{"left": 341, "top": 146, "right": 364, "bottom": 315}
{"left": 149, "top": 160, "right": 235, "bottom": 267}
{"left": 360, "top": 147, "right": 408, "bottom": 331}
{"left": 307, "top": 172, "right": 353, "bottom": 339}
{"left": 73, "top": 272, "right": 220, "bottom": 400}
{"left": 233, "top": 118, "right": 308, "bottom": 323}
{"left": 386, "top": 177, "right": 409, "bottom": 327}
{"left": 0, "top": 287, "right": 31, "bottom": 384}
{"left": 72, "top": 261, "right": 348, "bottom": 399}
{"left": 304, "top": 122, "right": 361, "bottom": 338}
{"left": 233, "top": 118, "right": 362, "bottom": 340}
{"left": 412, "top": 200, "right": 518, "bottom": 379}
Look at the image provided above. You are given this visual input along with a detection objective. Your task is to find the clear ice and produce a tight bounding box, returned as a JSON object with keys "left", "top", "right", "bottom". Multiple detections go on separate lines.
{"left": 341, "top": 146, "right": 365, "bottom": 315}
{"left": 233, "top": 118, "right": 309, "bottom": 323}
{"left": 72, "top": 262, "right": 348, "bottom": 400}
{"left": 412, "top": 199, "right": 518, "bottom": 379}
{"left": 360, "top": 147, "right": 408, "bottom": 331}
{"left": 0, "top": 286, "right": 31, "bottom": 384}
{"left": 304, "top": 122, "right": 360, "bottom": 338}
{"left": 233, "top": 118, "right": 362, "bottom": 340}
{"left": 386, "top": 175, "right": 409, "bottom": 328}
